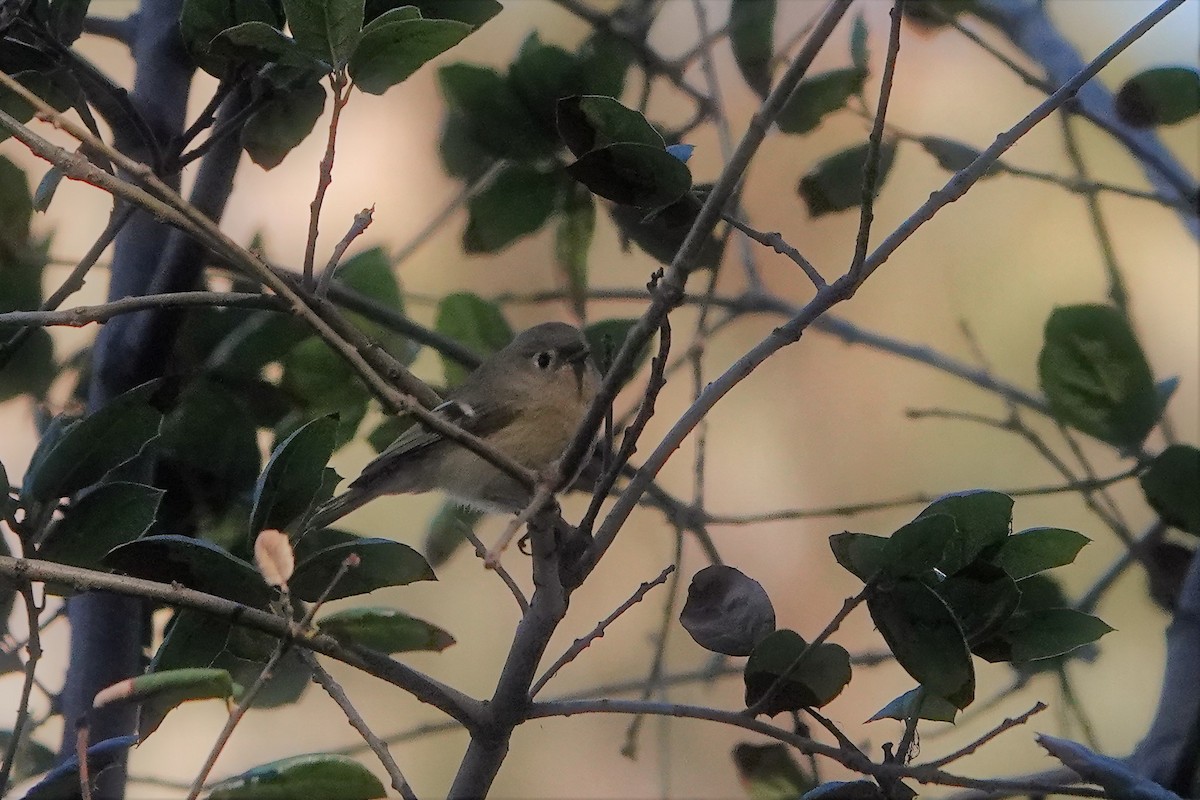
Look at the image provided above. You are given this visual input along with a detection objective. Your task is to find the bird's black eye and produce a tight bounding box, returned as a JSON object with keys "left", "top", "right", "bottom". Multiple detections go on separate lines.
{"left": 534, "top": 351, "right": 553, "bottom": 370}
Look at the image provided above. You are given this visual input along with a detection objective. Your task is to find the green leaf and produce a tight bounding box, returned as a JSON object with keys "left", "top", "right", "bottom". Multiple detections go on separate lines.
{"left": 979, "top": 608, "right": 1114, "bottom": 663}
{"left": 918, "top": 135, "right": 1000, "bottom": 176}
{"left": 868, "top": 687, "right": 959, "bottom": 723}
{"left": 578, "top": 28, "right": 633, "bottom": 98}
{"left": 1115, "top": 66, "right": 1200, "bottom": 127}
{"left": 242, "top": 77, "right": 326, "bottom": 169}
{"left": 160, "top": 379, "right": 262, "bottom": 502}
{"left": 424, "top": 501, "right": 483, "bottom": 567}
{"left": 179, "top": 0, "right": 286, "bottom": 76}
{"left": 732, "top": 743, "right": 816, "bottom": 800}
{"left": 23, "top": 380, "right": 164, "bottom": 502}
{"left": 556, "top": 181, "right": 594, "bottom": 318}
{"left": 350, "top": 18, "right": 472, "bottom": 94}
{"left": 867, "top": 578, "right": 974, "bottom": 708}
{"left": 915, "top": 490, "right": 1013, "bottom": 574}
{"left": 251, "top": 414, "right": 339, "bottom": 534}
{"left": 359, "top": 4, "right": 421, "bottom": 33}
{"left": 744, "top": 629, "right": 851, "bottom": 714}
{"left": 828, "top": 532, "right": 888, "bottom": 582}
{"left": 438, "top": 62, "right": 557, "bottom": 160}
{"left": 729, "top": 0, "right": 775, "bottom": 98}
{"left": 211, "top": 22, "right": 315, "bottom": 69}
{"left": 103, "top": 535, "right": 274, "bottom": 607}
{"left": 556, "top": 94, "right": 665, "bottom": 157}
{"left": 393, "top": 0, "right": 501, "bottom": 26}
{"left": 0, "top": 327, "right": 55, "bottom": 402}
{"left": 933, "top": 561, "right": 1020, "bottom": 645}
{"left": 0, "top": 730, "right": 55, "bottom": 785}
{"left": 463, "top": 162, "right": 559, "bottom": 253}
{"left": 125, "top": 668, "right": 239, "bottom": 740}
{"left": 280, "top": 339, "right": 369, "bottom": 443}
{"left": 798, "top": 140, "right": 897, "bottom": 217}
{"left": 39, "top": 482, "right": 163, "bottom": 573}
{"left": 1140, "top": 444, "right": 1200, "bottom": 535}
{"left": 880, "top": 513, "right": 956, "bottom": 578}
{"left": 0, "top": 154, "right": 33, "bottom": 245}
{"left": 850, "top": 13, "right": 869, "bottom": 74}
{"left": 434, "top": 292, "right": 512, "bottom": 385}
{"left": 583, "top": 318, "right": 650, "bottom": 380}
{"left": 509, "top": 33, "right": 589, "bottom": 136}
{"left": 318, "top": 606, "right": 455, "bottom": 653}
{"left": 334, "top": 246, "right": 415, "bottom": 360}
{"left": 438, "top": 108, "right": 493, "bottom": 181}
{"left": 566, "top": 142, "right": 693, "bottom": 209}
{"left": 282, "top": 0, "right": 364, "bottom": 66}
{"left": 777, "top": 68, "right": 866, "bottom": 135}
{"left": 607, "top": 192, "right": 724, "bottom": 269}
{"left": 290, "top": 537, "right": 436, "bottom": 601}
{"left": 1038, "top": 304, "right": 1160, "bottom": 449}
{"left": 207, "top": 753, "right": 386, "bottom": 800}
{"left": 993, "top": 527, "right": 1091, "bottom": 579}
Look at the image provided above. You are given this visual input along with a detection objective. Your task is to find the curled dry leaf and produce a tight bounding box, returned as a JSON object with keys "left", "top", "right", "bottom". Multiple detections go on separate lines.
{"left": 254, "top": 528, "right": 295, "bottom": 588}
{"left": 680, "top": 564, "right": 776, "bottom": 656}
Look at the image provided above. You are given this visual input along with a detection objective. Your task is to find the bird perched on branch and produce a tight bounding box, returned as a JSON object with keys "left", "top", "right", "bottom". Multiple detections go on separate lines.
{"left": 307, "top": 322, "right": 600, "bottom": 529}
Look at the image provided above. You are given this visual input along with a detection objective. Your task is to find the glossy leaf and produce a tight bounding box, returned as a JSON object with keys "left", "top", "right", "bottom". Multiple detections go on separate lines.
{"left": 556, "top": 94, "right": 664, "bottom": 157}
{"left": 318, "top": 606, "right": 455, "bottom": 653}
{"left": 251, "top": 414, "right": 338, "bottom": 534}
{"left": 210, "top": 22, "right": 315, "bottom": 69}
{"left": 828, "top": 532, "right": 888, "bottom": 582}
{"left": 207, "top": 753, "right": 385, "bottom": 800}
{"left": 777, "top": 68, "right": 866, "bottom": 135}
{"left": 556, "top": 181, "right": 595, "bottom": 318}
{"left": 350, "top": 18, "right": 472, "bottom": 94}
{"left": 1038, "top": 304, "right": 1159, "bottom": 449}
{"left": 729, "top": 0, "right": 775, "bottom": 97}
{"left": 463, "top": 162, "right": 559, "bottom": 253}
{"left": 881, "top": 513, "right": 956, "bottom": 578}
{"left": 280, "top": 338, "right": 369, "bottom": 444}
{"left": 435, "top": 292, "right": 512, "bottom": 385}
{"left": 993, "top": 527, "right": 1091, "bottom": 580}
{"left": 282, "top": 0, "right": 364, "bottom": 66}
{"left": 798, "top": 140, "right": 897, "bottom": 217}
{"left": 867, "top": 578, "right": 974, "bottom": 708}
{"left": 23, "top": 380, "right": 164, "bottom": 502}
{"left": 39, "top": 482, "right": 163, "bottom": 573}
{"left": 393, "top": 0, "right": 502, "bottom": 26}
{"left": 438, "top": 62, "right": 557, "bottom": 160}
{"left": 242, "top": 77, "right": 326, "bottom": 168}
{"left": 121, "top": 668, "right": 239, "bottom": 740}
{"left": 425, "top": 500, "right": 483, "bottom": 567}
{"left": 744, "top": 629, "right": 852, "bottom": 714}
{"left": 1115, "top": 66, "right": 1200, "bottom": 127}
{"left": 607, "top": 192, "right": 724, "bottom": 269}
{"left": 868, "top": 687, "right": 959, "bottom": 723}
{"left": 290, "top": 537, "right": 436, "bottom": 601}
{"left": 104, "top": 535, "right": 274, "bottom": 608}
{"left": 915, "top": 490, "right": 1013, "bottom": 574}
{"left": 681, "top": 565, "right": 776, "bottom": 656}
{"left": 179, "top": 0, "right": 286, "bottom": 76}
{"left": 567, "top": 142, "right": 692, "bottom": 209}
{"left": 976, "top": 608, "right": 1113, "bottom": 663}
{"left": 934, "top": 561, "right": 1020, "bottom": 645}
{"left": 1140, "top": 444, "right": 1200, "bottom": 535}
{"left": 732, "top": 743, "right": 815, "bottom": 800}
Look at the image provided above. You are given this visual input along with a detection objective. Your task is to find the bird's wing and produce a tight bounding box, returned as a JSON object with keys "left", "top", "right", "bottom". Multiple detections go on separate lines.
{"left": 349, "top": 397, "right": 517, "bottom": 489}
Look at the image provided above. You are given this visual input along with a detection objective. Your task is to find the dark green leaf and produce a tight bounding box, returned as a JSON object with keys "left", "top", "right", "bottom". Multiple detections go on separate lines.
{"left": 359, "top": 4, "right": 420, "bottom": 32}
{"left": 732, "top": 743, "right": 816, "bottom": 800}
{"left": 129, "top": 667, "right": 239, "bottom": 740}
{"left": 556, "top": 95, "right": 664, "bottom": 157}
{"left": 934, "top": 561, "right": 1020, "bottom": 645}
{"left": 681, "top": 565, "right": 776, "bottom": 656}
{"left": 777, "top": 68, "right": 866, "bottom": 135}
{"left": 828, "top": 532, "right": 888, "bottom": 582}
{"left": 318, "top": 606, "right": 455, "bottom": 652}
{"left": 290, "top": 537, "right": 436, "bottom": 601}
{"left": 868, "top": 687, "right": 959, "bottom": 723}
{"left": 1038, "top": 304, "right": 1159, "bottom": 449}
{"left": 424, "top": 501, "right": 483, "bottom": 567}
{"left": 993, "top": 527, "right": 1091, "bottom": 579}
{"left": 0, "top": 730, "right": 55, "bottom": 784}
{"left": 0, "top": 327, "right": 55, "bottom": 402}
{"left": 578, "top": 28, "right": 633, "bottom": 98}
{"left": 0, "top": 154, "right": 32, "bottom": 244}
{"left": 509, "top": 33, "right": 588, "bottom": 135}
{"left": 867, "top": 578, "right": 974, "bottom": 708}
{"left": 333, "top": 246, "right": 414, "bottom": 360}
{"left": 1140, "top": 444, "right": 1200, "bottom": 535}
{"left": 0, "top": 459, "right": 10, "bottom": 518}
{"left": 556, "top": 181, "right": 594, "bottom": 318}
{"left": 39, "top": 482, "right": 163, "bottom": 573}
{"left": 583, "top": 318, "right": 650, "bottom": 380}
{"left": 729, "top": 0, "right": 775, "bottom": 97}
{"left": 978, "top": 608, "right": 1114, "bottom": 663}
{"left": 282, "top": 0, "right": 364, "bottom": 66}
{"left": 798, "top": 140, "right": 897, "bottom": 217}
{"left": 104, "top": 535, "right": 274, "bottom": 607}
{"left": 397, "top": 0, "right": 501, "bottom": 26}
{"left": 1115, "top": 66, "right": 1200, "bottom": 127}
{"left": 435, "top": 292, "right": 512, "bottom": 385}
{"left": 850, "top": 13, "right": 869, "bottom": 74}
{"left": 567, "top": 142, "right": 692, "bottom": 208}
{"left": 210, "top": 21, "right": 316, "bottom": 69}
{"left": 178, "top": 0, "right": 286, "bottom": 76}
{"left": 206, "top": 753, "right": 385, "bottom": 800}
{"left": 915, "top": 490, "right": 1013, "bottom": 574}
{"left": 463, "top": 162, "right": 559, "bottom": 253}
{"left": 881, "top": 513, "right": 956, "bottom": 578}
{"left": 280, "top": 339, "right": 369, "bottom": 443}
{"left": 438, "top": 62, "right": 557, "bottom": 160}
{"left": 918, "top": 135, "right": 1001, "bottom": 176}
{"left": 744, "top": 629, "right": 852, "bottom": 714}
{"left": 438, "top": 108, "right": 493, "bottom": 181}
{"left": 160, "top": 379, "right": 262, "bottom": 504}
{"left": 242, "top": 78, "right": 326, "bottom": 169}
{"left": 23, "top": 380, "right": 164, "bottom": 502}
{"left": 349, "top": 18, "right": 471, "bottom": 95}
{"left": 251, "top": 414, "right": 338, "bottom": 534}
{"left": 607, "top": 192, "right": 724, "bottom": 269}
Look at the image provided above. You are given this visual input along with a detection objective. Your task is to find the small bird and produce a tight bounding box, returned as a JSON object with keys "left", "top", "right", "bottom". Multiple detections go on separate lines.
{"left": 308, "top": 322, "right": 600, "bottom": 529}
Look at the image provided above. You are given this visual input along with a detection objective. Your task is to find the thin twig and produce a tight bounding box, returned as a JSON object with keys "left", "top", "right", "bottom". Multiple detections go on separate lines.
{"left": 531, "top": 565, "right": 675, "bottom": 697}
{"left": 317, "top": 205, "right": 375, "bottom": 297}
{"left": 303, "top": 71, "right": 351, "bottom": 289}
{"left": 462, "top": 528, "right": 529, "bottom": 614}
{"left": 303, "top": 651, "right": 418, "bottom": 800}
{"left": 0, "top": 291, "right": 277, "bottom": 328}
{"left": 926, "top": 702, "right": 1047, "bottom": 768}
{"left": 721, "top": 212, "right": 826, "bottom": 289}
{"left": 0, "top": 582, "right": 42, "bottom": 792}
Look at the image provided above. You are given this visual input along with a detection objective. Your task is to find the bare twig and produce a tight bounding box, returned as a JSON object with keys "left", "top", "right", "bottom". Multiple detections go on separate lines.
{"left": 317, "top": 205, "right": 375, "bottom": 297}
{"left": 462, "top": 528, "right": 529, "bottom": 614}
{"left": 926, "top": 702, "right": 1047, "bottom": 768}
{"left": 303, "top": 71, "right": 351, "bottom": 289}
{"left": 0, "top": 582, "right": 42, "bottom": 792}
{"left": 0, "top": 291, "right": 277, "bottom": 328}
{"left": 721, "top": 212, "right": 826, "bottom": 289}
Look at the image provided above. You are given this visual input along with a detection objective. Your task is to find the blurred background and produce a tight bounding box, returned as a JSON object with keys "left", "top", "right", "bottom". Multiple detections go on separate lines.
{"left": 2, "top": 0, "right": 1198, "bottom": 796}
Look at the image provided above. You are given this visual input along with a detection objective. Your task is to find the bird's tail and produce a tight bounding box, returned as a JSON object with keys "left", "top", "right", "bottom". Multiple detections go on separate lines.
{"left": 305, "top": 487, "right": 372, "bottom": 532}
